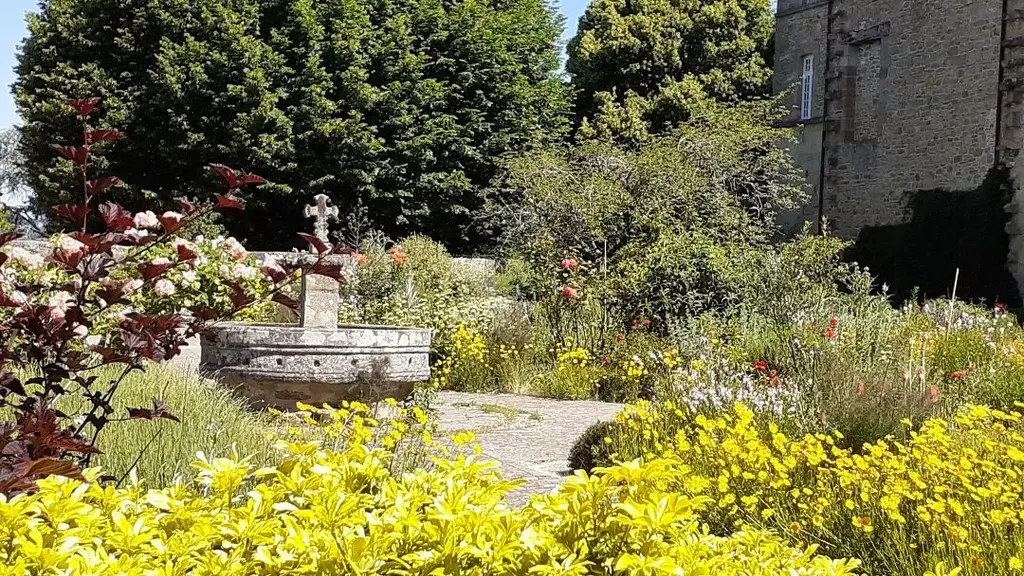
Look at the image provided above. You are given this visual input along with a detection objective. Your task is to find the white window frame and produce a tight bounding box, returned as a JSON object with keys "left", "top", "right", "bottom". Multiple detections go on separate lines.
{"left": 800, "top": 54, "right": 814, "bottom": 120}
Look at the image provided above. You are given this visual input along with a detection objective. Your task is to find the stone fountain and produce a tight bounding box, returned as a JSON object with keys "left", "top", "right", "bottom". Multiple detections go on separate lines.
{"left": 199, "top": 195, "right": 432, "bottom": 410}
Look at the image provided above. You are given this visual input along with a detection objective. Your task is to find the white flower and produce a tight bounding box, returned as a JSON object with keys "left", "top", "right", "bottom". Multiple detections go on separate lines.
{"left": 180, "top": 269, "right": 198, "bottom": 284}
{"left": 223, "top": 237, "right": 246, "bottom": 261}
{"left": 84, "top": 335, "right": 102, "bottom": 347}
{"left": 133, "top": 211, "right": 160, "bottom": 229}
{"left": 7, "top": 290, "right": 27, "bottom": 306}
{"left": 233, "top": 263, "right": 257, "bottom": 280}
{"left": 154, "top": 279, "right": 176, "bottom": 297}
{"left": 72, "top": 324, "right": 89, "bottom": 339}
{"left": 218, "top": 264, "right": 235, "bottom": 280}
{"left": 150, "top": 257, "right": 173, "bottom": 267}
{"left": 47, "top": 291, "right": 74, "bottom": 310}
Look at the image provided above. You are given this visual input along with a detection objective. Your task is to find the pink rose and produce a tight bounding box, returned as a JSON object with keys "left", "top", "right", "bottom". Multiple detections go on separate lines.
{"left": 223, "top": 237, "right": 246, "bottom": 261}
{"left": 560, "top": 285, "right": 579, "bottom": 300}
{"left": 133, "top": 210, "right": 160, "bottom": 229}
{"left": 561, "top": 258, "right": 578, "bottom": 271}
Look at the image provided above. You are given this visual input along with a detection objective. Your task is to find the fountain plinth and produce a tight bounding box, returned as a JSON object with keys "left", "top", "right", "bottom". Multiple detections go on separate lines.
{"left": 200, "top": 197, "right": 432, "bottom": 410}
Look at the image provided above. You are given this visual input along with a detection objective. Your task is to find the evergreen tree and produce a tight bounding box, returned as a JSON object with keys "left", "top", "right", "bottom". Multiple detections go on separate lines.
{"left": 15, "top": 0, "right": 569, "bottom": 251}
{"left": 566, "top": 0, "right": 774, "bottom": 141}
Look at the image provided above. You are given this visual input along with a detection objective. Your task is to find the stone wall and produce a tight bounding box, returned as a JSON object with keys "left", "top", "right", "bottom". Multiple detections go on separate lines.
{"left": 823, "top": 0, "right": 1004, "bottom": 237}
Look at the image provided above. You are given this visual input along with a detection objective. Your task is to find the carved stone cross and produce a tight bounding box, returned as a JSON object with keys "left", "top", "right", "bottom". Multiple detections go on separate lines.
{"left": 303, "top": 194, "right": 339, "bottom": 244}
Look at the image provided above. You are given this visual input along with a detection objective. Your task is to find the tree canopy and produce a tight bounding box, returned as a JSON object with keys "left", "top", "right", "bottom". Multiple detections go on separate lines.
{"left": 566, "top": 0, "right": 774, "bottom": 141}
{"left": 15, "top": 0, "right": 570, "bottom": 251}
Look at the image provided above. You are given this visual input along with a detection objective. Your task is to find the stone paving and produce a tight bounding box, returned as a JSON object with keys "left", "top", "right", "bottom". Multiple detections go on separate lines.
{"left": 433, "top": 391, "right": 623, "bottom": 504}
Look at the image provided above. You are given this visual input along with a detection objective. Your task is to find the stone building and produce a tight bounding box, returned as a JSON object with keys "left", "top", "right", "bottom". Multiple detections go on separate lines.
{"left": 775, "top": 0, "right": 1024, "bottom": 304}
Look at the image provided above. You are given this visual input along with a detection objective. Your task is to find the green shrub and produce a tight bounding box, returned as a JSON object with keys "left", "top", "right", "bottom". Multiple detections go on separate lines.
{"left": 567, "top": 419, "right": 618, "bottom": 472}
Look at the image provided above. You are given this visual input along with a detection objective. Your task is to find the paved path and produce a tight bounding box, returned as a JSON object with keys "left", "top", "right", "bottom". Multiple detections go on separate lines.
{"left": 433, "top": 392, "right": 623, "bottom": 504}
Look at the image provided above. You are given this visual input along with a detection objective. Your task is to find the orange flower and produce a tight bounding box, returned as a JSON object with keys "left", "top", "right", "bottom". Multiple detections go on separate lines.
{"left": 354, "top": 252, "right": 368, "bottom": 265}
{"left": 387, "top": 247, "right": 406, "bottom": 266}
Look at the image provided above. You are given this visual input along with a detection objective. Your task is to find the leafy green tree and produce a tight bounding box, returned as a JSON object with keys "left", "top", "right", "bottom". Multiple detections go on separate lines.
{"left": 566, "top": 0, "right": 774, "bottom": 140}
{"left": 15, "top": 0, "right": 569, "bottom": 251}
{"left": 498, "top": 98, "right": 806, "bottom": 324}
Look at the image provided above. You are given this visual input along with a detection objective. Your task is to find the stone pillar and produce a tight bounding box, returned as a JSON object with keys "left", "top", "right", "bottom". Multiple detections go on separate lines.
{"left": 299, "top": 273, "right": 340, "bottom": 328}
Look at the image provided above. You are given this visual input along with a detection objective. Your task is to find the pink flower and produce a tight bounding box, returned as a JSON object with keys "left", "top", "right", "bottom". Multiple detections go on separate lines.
{"left": 55, "top": 235, "right": 87, "bottom": 256}
{"left": 857, "top": 382, "right": 866, "bottom": 395}
{"left": 951, "top": 369, "right": 969, "bottom": 380}
{"left": 996, "top": 302, "right": 1007, "bottom": 313}
{"left": 154, "top": 279, "right": 176, "bottom": 297}
{"left": 133, "top": 210, "right": 160, "bottom": 230}
{"left": 829, "top": 316, "right": 839, "bottom": 328}
{"left": 929, "top": 384, "right": 941, "bottom": 403}
{"left": 223, "top": 237, "right": 246, "bottom": 261}
{"left": 825, "top": 328, "right": 836, "bottom": 339}
{"left": 561, "top": 258, "right": 578, "bottom": 271}
{"left": 560, "top": 285, "right": 579, "bottom": 300}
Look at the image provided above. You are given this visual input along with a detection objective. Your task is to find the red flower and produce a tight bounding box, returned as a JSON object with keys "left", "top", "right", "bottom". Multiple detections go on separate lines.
{"left": 829, "top": 316, "right": 839, "bottom": 328}
{"left": 929, "top": 384, "right": 941, "bottom": 403}
{"left": 560, "top": 258, "right": 578, "bottom": 271}
{"left": 996, "top": 302, "right": 1007, "bottom": 313}
{"left": 754, "top": 360, "right": 768, "bottom": 372}
{"left": 951, "top": 369, "right": 969, "bottom": 380}
{"left": 825, "top": 328, "right": 836, "bottom": 339}
{"left": 560, "top": 285, "right": 579, "bottom": 300}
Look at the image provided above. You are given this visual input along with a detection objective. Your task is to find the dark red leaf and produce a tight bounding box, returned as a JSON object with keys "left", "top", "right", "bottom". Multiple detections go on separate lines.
{"left": 312, "top": 262, "right": 346, "bottom": 282}
{"left": 260, "top": 262, "right": 288, "bottom": 283}
{"left": 67, "top": 98, "right": 101, "bottom": 117}
{"left": 91, "top": 347, "right": 126, "bottom": 362}
{"left": 86, "top": 176, "right": 123, "bottom": 197}
{"left": 95, "top": 285, "right": 127, "bottom": 306}
{"left": 85, "top": 129, "right": 124, "bottom": 145}
{"left": 138, "top": 261, "right": 175, "bottom": 282}
{"left": 175, "top": 244, "right": 197, "bottom": 263}
{"left": 0, "top": 253, "right": 6, "bottom": 269}
{"left": 0, "top": 372, "right": 25, "bottom": 397}
{"left": 241, "top": 172, "right": 266, "bottom": 186}
{"left": 210, "top": 164, "right": 241, "bottom": 189}
{"left": 98, "top": 202, "right": 134, "bottom": 231}
{"left": 52, "top": 144, "right": 89, "bottom": 165}
{"left": 298, "top": 233, "right": 330, "bottom": 255}
{"left": 15, "top": 457, "right": 86, "bottom": 481}
{"left": 157, "top": 213, "right": 185, "bottom": 233}
{"left": 45, "top": 433, "right": 101, "bottom": 455}
{"left": 215, "top": 193, "right": 245, "bottom": 210}
{"left": 49, "top": 248, "right": 84, "bottom": 271}
{"left": 193, "top": 308, "right": 218, "bottom": 321}
{"left": 175, "top": 197, "right": 198, "bottom": 215}
{"left": 272, "top": 292, "right": 299, "bottom": 311}
{"left": 228, "top": 283, "right": 254, "bottom": 309}
{"left": 0, "top": 232, "right": 20, "bottom": 248}
{"left": 54, "top": 203, "right": 90, "bottom": 226}
{"left": 127, "top": 399, "right": 180, "bottom": 423}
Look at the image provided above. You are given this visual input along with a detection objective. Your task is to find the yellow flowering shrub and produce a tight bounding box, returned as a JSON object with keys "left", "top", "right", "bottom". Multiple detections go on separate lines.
{"left": 608, "top": 400, "right": 1024, "bottom": 576}
{"left": 0, "top": 402, "right": 861, "bottom": 576}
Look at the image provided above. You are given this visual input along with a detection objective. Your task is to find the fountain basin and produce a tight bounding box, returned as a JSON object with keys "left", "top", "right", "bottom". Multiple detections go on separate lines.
{"left": 200, "top": 323, "right": 432, "bottom": 410}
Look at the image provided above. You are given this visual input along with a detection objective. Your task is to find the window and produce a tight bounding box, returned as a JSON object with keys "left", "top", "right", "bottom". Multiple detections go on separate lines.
{"left": 800, "top": 54, "right": 814, "bottom": 120}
